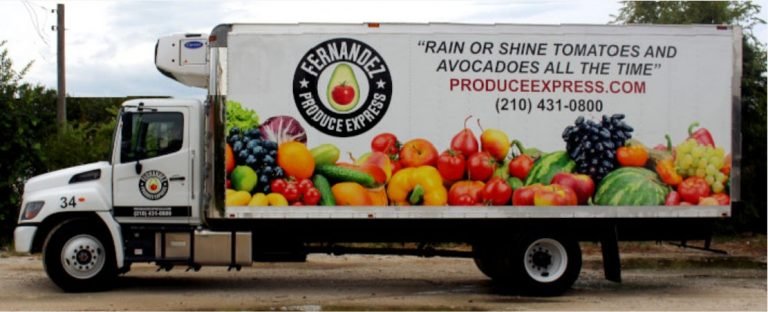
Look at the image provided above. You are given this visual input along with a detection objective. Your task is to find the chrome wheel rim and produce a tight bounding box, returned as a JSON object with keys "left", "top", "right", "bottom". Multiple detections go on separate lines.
{"left": 524, "top": 238, "right": 568, "bottom": 283}
{"left": 60, "top": 234, "right": 105, "bottom": 279}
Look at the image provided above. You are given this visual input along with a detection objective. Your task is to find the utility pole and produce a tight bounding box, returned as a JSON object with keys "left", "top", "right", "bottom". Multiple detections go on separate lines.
{"left": 56, "top": 3, "right": 66, "bottom": 129}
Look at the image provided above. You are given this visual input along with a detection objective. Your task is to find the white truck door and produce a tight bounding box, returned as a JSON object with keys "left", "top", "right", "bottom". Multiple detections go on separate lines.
{"left": 112, "top": 106, "right": 192, "bottom": 221}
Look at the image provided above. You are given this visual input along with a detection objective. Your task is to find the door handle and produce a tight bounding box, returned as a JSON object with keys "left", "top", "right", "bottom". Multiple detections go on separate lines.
{"left": 169, "top": 176, "right": 186, "bottom": 181}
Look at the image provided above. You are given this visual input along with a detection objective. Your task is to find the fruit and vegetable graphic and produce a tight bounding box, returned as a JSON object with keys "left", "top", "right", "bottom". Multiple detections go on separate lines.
{"left": 225, "top": 106, "right": 731, "bottom": 208}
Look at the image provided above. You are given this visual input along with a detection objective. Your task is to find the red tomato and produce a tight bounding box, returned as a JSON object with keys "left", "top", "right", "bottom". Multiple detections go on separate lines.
{"left": 455, "top": 194, "right": 476, "bottom": 206}
{"left": 437, "top": 150, "right": 466, "bottom": 183}
{"left": 677, "top": 177, "right": 710, "bottom": 204}
{"left": 303, "top": 187, "right": 321, "bottom": 205}
{"left": 297, "top": 178, "right": 314, "bottom": 194}
{"left": 508, "top": 154, "right": 534, "bottom": 180}
{"left": 467, "top": 152, "right": 496, "bottom": 182}
{"left": 448, "top": 180, "right": 485, "bottom": 205}
{"left": 283, "top": 183, "right": 301, "bottom": 203}
{"left": 481, "top": 177, "right": 513, "bottom": 205}
{"left": 331, "top": 84, "right": 355, "bottom": 105}
{"left": 371, "top": 133, "right": 400, "bottom": 155}
{"left": 270, "top": 179, "right": 287, "bottom": 195}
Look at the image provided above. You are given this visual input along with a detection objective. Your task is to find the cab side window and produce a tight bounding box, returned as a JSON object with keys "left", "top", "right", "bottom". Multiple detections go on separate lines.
{"left": 120, "top": 112, "right": 184, "bottom": 163}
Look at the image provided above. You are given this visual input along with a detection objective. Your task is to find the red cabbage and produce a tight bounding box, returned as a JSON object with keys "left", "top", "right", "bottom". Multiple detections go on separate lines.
{"left": 259, "top": 116, "right": 307, "bottom": 144}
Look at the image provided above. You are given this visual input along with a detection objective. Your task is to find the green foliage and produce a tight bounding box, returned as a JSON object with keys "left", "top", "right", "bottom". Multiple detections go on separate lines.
{"left": 0, "top": 42, "right": 123, "bottom": 244}
{"left": 0, "top": 41, "right": 58, "bottom": 243}
{"left": 614, "top": 1, "right": 767, "bottom": 233}
{"left": 41, "top": 117, "right": 116, "bottom": 171}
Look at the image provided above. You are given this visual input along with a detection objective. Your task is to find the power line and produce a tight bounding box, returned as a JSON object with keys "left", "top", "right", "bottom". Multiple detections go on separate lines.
{"left": 20, "top": 0, "right": 52, "bottom": 61}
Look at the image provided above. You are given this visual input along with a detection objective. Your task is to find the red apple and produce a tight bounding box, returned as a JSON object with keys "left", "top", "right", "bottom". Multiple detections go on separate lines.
{"left": 512, "top": 184, "right": 543, "bottom": 206}
{"left": 356, "top": 151, "right": 393, "bottom": 182}
{"left": 550, "top": 172, "right": 595, "bottom": 205}
{"left": 450, "top": 116, "right": 479, "bottom": 158}
{"left": 399, "top": 138, "right": 438, "bottom": 168}
{"left": 533, "top": 184, "right": 578, "bottom": 206}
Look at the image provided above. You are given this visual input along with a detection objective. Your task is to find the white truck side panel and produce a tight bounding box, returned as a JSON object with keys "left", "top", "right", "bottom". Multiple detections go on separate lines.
{"left": 226, "top": 24, "right": 734, "bottom": 155}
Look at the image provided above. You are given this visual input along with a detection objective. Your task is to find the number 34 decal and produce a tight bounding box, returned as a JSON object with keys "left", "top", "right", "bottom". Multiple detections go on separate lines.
{"left": 60, "top": 196, "right": 77, "bottom": 209}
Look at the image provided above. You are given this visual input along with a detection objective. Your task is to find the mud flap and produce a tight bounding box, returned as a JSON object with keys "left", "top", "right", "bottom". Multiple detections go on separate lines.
{"left": 601, "top": 225, "right": 621, "bottom": 283}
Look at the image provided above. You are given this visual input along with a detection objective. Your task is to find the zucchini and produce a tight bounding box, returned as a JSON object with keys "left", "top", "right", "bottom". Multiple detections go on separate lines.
{"left": 314, "top": 164, "right": 377, "bottom": 188}
{"left": 312, "top": 174, "right": 335, "bottom": 206}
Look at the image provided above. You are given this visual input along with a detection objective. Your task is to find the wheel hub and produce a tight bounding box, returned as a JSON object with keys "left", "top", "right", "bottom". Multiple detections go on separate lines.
{"left": 524, "top": 238, "right": 568, "bottom": 283}
{"left": 60, "top": 234, "right": 106, "bottom": 279}
{"left": 531, "top": 249, "right": 552, "bottom": 268}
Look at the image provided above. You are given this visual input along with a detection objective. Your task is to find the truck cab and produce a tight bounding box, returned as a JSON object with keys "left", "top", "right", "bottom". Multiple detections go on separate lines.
{"left": 14, "top": 98, "right": 206, "bottom": 291}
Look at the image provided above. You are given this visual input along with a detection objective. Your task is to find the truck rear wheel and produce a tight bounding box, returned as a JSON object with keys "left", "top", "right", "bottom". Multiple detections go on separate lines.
{"left": 517, "top": 236, "right": 581, "bottom": 296}
{"left": 472, "top": 242, "right": 515, "bottom": 281}
{"left": 473, "top": 236, "right": 581, "bottom": 296}
{"left": 43, "top": 220, "right": 117, "bottom": 292}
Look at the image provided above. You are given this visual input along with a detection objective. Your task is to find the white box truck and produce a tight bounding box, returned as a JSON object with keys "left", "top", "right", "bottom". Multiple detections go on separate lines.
{"left": 14, "top": 23, "right": 741, "bottom": 295}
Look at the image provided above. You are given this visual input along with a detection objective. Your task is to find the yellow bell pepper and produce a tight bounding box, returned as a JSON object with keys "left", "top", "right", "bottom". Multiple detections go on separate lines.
{"left": 387, "top": 166, "right": 447, "bottom": 206}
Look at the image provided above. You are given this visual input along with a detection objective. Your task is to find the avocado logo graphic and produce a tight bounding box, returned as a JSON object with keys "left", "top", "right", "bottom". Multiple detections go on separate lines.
{"left": 293, "top": 38, "right": 392, "bottom": 137}
{"left": 327, "top": 64, "right": 360, "bottom": 112}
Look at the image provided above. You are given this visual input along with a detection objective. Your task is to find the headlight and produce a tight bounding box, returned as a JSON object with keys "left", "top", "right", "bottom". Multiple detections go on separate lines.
{"left": 21, "top": 201, "right": 44, "bottom": 220}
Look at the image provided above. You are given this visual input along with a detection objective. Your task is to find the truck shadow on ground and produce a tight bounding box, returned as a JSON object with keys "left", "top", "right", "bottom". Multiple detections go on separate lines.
{"left": 111, "top": 272, "right": 678, "bottom": 298}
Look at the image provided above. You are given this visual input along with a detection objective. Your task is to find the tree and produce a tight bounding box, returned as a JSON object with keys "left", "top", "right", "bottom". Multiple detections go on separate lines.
{"left": 0, "top": 41, "right": 58, "bottom": 244}
{"left": 614, "top": 1, "right": 767, "bottom": 233}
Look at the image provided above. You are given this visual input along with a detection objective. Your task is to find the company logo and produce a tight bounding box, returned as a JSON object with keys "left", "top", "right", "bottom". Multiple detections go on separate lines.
{"left": 184, "top": 41, "right": 204, "bottom": 49}
{"left": 293, "top": 38, "right": 392, "bottom": 137}
{"left": 138, "top": 170, "right": 169, "bottom": 200}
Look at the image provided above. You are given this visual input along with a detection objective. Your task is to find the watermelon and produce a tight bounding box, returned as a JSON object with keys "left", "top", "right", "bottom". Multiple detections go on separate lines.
{"left": 524, "top": 151, "right": 576, "bottom": 185}
{"left": 594, "top": 167, "right": 669, "bottom": 206}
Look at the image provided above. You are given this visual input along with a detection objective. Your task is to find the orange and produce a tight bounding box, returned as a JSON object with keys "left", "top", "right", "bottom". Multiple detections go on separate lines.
{"left": 277, "top": 141, "right": 315, "bottom": 179}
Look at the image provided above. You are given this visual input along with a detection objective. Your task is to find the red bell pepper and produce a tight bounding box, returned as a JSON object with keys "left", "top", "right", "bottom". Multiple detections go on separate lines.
{"left": 688, "top": 122, "right": 715, "bottom": 147}
{"left": 654, "top": 134, "right": 673, "bottom": 151}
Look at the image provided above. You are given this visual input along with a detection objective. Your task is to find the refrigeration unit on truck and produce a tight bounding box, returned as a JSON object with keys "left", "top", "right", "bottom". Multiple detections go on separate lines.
{"left": 14, "top": 23, "right": 741, "bottom": 295}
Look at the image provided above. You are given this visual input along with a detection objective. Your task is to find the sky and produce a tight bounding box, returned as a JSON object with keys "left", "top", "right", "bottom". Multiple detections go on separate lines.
{"left": 0, "top": 0, "right": 765, "bottom": 99}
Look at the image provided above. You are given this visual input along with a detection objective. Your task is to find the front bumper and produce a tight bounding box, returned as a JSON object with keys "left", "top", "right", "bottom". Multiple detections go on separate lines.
{"left": 14, "top": 225, "right": 37, "bottom": 253}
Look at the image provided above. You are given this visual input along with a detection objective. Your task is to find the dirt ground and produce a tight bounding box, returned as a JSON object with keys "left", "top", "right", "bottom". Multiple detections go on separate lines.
{"left": 0, "top": 235, "right": 765, "bottom": 311}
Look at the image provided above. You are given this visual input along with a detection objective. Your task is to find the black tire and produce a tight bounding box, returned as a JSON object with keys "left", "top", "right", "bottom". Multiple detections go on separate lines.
{"left": 473, "top": 236, "right": 582, "bottom": 296}
{"left": 42, "top": 220, "right": 117, "bottom": 292}
{"left": 514, "top": 236, "right": 581, "bottom": 296}
{"left": 472, "top": 242, "right": 515, "bottom": 282}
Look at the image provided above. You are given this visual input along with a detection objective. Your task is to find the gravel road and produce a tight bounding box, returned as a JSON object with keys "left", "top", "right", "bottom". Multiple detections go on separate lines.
{"left": 1, "top": 240, "right": 765, "bottom": 311}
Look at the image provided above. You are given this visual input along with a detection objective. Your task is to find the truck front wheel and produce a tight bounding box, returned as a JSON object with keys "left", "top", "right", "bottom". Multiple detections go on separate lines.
{"left": 43, "top": 220, "right": 117, "bottom": 292}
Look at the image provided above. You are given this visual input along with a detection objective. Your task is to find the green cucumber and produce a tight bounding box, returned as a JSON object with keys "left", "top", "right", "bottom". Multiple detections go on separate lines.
{"left": 314, "top": 164, "right": 377, "bottom": 188}
{"left": 312, "top": 174, "right": 335, "bottom": 206}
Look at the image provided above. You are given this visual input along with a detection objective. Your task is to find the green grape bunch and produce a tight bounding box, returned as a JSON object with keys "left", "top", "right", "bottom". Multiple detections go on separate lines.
{"left": 674, "top": 139, "right": 727, "bottom": 193}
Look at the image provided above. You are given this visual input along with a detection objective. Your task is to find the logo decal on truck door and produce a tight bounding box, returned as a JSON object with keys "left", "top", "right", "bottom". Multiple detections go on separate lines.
{"left": 293, "top": 38, "right": 392, "bottom": 137}
{"left": 138, "top": 170, "right": 169, "bottom": 200}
